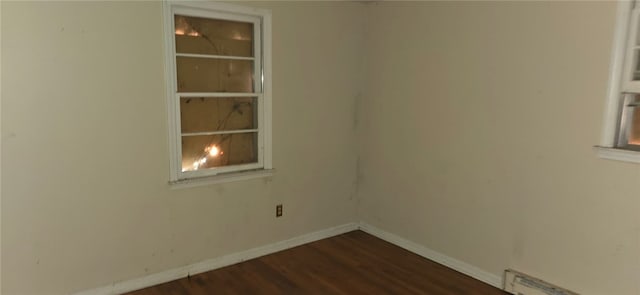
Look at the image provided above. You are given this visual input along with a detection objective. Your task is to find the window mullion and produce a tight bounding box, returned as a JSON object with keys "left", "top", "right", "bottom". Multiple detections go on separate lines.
{"left": 177, "top": 92, "right": 261, "bottom": 98}
{"left": 176, "top": 53, "right": 255, "bottom": 61}
{"left": 182, "top": 129, "right": 259, "bottom": 137}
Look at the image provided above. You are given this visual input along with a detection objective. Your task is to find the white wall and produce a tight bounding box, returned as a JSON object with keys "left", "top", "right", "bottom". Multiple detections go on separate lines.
{"left": 1, "top": 1, "right": 363, "bottom": 294}
{"left": 359, "top": 2, "right": 640, "bottom": 295}
{"left": 4, "top": 1, "right": 639, "bottom": 295}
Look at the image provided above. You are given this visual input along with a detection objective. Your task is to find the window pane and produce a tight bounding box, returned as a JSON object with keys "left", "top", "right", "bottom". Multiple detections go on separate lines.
{"left": 181, "top": 133, "right": 258, "bottom": 171}
{"left": 636, "top": 19, "right": 640, "bottom": 46}
{"left": 180, "top": 97, "right": 257, "bottom": 133}
{"left": 629, "top": 105, "right": 640, "bottom": 145}
{"left": 176, "top": 57, "right": 254, "bottom": 93}
{"left": 175, "top": 15, "right": 253, "bottom": 57}
{"left": 634, "top": 50, "right": 640, "bottom": 80}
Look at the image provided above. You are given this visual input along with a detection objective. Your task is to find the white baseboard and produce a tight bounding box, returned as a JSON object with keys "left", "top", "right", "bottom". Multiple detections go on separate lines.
{"left": 358, "top": 222, "right": 503, "bottom": 289}
{"left": 75, "top": 222, "right": 502, "bottom": 294}
{"left": 73, "top": 222, "right": 359, "bottom": 295}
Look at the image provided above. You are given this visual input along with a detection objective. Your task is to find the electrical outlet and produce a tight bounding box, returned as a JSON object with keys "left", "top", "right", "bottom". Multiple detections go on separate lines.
{"left": 276, "top": 204, "right": 283, "bottom": 217}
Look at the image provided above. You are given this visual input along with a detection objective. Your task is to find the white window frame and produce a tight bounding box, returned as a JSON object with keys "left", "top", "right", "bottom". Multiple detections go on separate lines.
{"left": 597, "top": 0, "right": 640, "bottom": 163}
{"left": 163, "top": 1, "right": 273, "bottom": 186}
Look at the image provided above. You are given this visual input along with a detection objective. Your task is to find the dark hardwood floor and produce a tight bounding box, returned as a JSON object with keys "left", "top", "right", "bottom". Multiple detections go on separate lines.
{"left": 126, "top": 230, "right": 508, "bottom": 295}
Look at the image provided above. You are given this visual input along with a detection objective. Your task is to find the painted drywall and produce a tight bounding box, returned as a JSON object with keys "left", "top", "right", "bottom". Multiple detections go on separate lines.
{"left": 1, "top": 1, "right": 363, "bottom": 294}
{"left": 358, "top": 2, "right": 640, "bottom": 295}
{"left": 4, "top": 1, "right": 639, "bottom": 295}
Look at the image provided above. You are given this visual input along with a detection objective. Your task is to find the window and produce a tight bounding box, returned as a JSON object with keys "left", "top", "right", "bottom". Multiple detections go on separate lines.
{"left": 163, "top": 1, "right": 272, "bottom": 184}
{"left": 598, "top": 0, "right": 640, "bottom": 162}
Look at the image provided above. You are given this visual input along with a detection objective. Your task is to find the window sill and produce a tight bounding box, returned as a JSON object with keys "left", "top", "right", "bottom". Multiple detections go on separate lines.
{"left": 594, "top": 146, "right": 640, "bottom": 164}
{"left": 169, "top": 169, "right": 275, "bottom": 189}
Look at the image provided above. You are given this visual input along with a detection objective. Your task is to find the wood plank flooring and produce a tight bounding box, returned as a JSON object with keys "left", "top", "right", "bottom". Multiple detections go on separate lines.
{"left": 125, "top": 230, "right": 508, "bottom": 295}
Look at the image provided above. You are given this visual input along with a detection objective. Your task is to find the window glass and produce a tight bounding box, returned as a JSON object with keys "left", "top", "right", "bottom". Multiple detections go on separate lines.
{"left": 627, "top": 95, "right": 640, "bottom": 145}
{"left": 181, "top": 133, "right": 258, "bottom": 171}
{"left": 176, "top": 57, "right": 254, "bottom": 93}
{"left": 180, "top": 97, "right": 257, "bottom": 133}
{"left": 175, "top": 15, "right": 253, "bottom": 57}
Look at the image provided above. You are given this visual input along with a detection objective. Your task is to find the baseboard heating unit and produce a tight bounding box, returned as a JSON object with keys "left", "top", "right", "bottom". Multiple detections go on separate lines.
{"left": 503, "top": 269, "right": 578, "bottom": 295}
